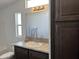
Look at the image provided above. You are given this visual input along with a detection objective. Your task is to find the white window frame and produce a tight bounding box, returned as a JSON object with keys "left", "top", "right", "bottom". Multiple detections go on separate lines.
{"left": 15, "top": 13, "right": 22, "bottom": 38}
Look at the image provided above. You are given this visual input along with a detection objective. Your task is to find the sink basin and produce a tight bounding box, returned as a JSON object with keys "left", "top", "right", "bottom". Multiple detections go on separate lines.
{"left": 25, "top": 41, "right": 48, "bottom": 49}
{"left": 25, "top": 41, "right": 43, "bottom": 47}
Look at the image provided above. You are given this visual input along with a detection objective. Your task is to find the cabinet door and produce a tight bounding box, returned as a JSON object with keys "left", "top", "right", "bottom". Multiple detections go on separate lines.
{"left": 55, "top": 0, "right": 79, "bottom": 21}
{"left": 55, "top": 22, "right": 79, "bottom": 59}
{"left": 29, "top": 50, "right": 49, "bottom": 59}
{"left": 14, "top": 46, "right": 29, "bottom": 59}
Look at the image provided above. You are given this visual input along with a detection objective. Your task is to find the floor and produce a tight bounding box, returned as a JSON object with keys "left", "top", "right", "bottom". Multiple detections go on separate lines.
{"left": 0, "top": 52, "right": 15, "bottom": 59}
{"left": 7, "top": 55, "right": 15, "bottom": 59}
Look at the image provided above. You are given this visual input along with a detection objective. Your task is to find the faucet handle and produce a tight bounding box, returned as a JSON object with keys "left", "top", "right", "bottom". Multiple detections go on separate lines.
{"left": 31, "top": 27, "right": 38, "bottom": 39}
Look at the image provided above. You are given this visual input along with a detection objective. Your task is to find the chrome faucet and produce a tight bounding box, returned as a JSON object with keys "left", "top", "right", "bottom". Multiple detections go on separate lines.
{"left": 31, "top": 27, "right": 38, "bottom": 39}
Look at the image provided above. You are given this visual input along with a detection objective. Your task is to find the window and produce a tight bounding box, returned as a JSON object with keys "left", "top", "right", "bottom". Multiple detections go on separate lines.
{"left": 25, "top": 0, "right": 49, "bottom": 8}
{"left": 15, "top": 13, "right": 22, "bottom": 37}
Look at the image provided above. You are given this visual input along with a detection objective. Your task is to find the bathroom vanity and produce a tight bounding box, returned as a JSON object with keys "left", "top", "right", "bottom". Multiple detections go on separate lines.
{"left": 14, "top": 38, "right": 49, "bottom": 59}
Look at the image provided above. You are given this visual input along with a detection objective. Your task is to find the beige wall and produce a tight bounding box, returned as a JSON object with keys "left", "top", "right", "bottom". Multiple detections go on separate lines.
{"left": 0, "top": 0, "right": 25, "bottom": 54}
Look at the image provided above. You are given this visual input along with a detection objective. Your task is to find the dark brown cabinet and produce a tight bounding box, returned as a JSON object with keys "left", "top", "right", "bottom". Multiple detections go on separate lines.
{"left": 55, "top": 22, "right": 79, "bottom": 59}
{"left": 55, "top": 0, "right": 79, "bottom": 21}
{"left": 53, "top": 0, "right": 79, "bottom": 59}
{"left": 14, "top": 46, "right": 49, "bottom": 59}
{"left": 14, "top": 46, "right": 29, "bottom": 59}
{"left": 29, "top": 50, "right": 48, "bottom": 59}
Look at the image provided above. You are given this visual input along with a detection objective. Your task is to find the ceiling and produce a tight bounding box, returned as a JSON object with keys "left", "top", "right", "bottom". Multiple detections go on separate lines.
{"left": 0, "top": 0, "right": 16, "bottom": 8}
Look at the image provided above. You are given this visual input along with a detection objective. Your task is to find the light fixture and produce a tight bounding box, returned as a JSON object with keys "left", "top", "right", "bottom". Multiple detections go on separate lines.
{"left": 32, "top": 4, "right": 48, "bottom": 13}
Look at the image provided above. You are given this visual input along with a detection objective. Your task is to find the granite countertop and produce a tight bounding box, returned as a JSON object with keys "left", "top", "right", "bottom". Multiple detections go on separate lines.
{"left": 14, "top": 39, "right": 49, "bottom": 54}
